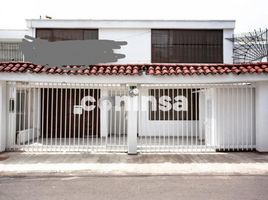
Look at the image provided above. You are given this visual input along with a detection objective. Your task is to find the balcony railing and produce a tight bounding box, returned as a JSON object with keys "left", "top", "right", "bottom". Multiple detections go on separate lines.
{"left": 0, "top": 42, "right": 23, "bottom": 61}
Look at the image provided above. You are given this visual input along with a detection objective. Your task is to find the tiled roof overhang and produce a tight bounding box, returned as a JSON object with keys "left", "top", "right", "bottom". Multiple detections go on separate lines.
{"left": 0, "top": 62, "right": 268, "bottom": 76}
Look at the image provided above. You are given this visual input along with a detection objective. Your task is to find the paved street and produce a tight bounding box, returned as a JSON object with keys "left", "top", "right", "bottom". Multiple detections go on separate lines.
{"left": 1, "top": 152, "right": 268, "bottom": 200}
{"left": 0, "top": 175, "right": 268, "bottom": 200}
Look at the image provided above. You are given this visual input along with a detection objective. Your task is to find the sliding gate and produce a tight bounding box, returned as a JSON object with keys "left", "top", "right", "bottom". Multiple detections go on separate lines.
{"left": 6, "top": 82, "right": 128, "bottom": 152}
{"left": 138, "top": 83, "right": 256, "bottom": 152}
{"left": 6, "top": 81, "right": 256, "bottom": 153}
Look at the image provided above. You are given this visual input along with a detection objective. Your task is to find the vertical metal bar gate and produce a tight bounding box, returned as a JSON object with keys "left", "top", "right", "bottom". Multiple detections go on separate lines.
{"left": 138, "top": 83, "right": 256, "bottom": 152}
{"left": 6, "top": 81, "right": 256, "bottom": 153}
{"left": 6, "top": 82, "right": 128, "bottom": 152}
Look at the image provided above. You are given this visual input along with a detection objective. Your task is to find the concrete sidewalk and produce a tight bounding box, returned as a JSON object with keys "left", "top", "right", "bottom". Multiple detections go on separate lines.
{"left": 1, "top": 152, "right": 268, "bottom": 176}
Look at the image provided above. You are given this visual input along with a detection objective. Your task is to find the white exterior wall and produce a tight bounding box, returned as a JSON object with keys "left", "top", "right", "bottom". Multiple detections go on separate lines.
{"left": 139, "top": 119, "right": 199, "bottom": 137}
{"left": 25, "top": 19, "right": 235, "bottom": 64}
{"left": 139, "top": 88, "right": 199, "bottom": 137}
{"left": 6, "top": 84, "right": 16, "bottom": 148}
{"left": 99, "top": 28, "right": 151, "bottom": 63}
{"left": 1, "top": 20, "right": 235, "bottom": 64}
{"left": 256, "top": 81, "right": 268, "bottom": 152}
{"left": 0, "top": 81, "right": 7, "bottom": 152}
{"left": 223, "top": 29, "right": 234, "bottom": 64}
{"left": 99, "top": 28, "right": 233, "bottom": 64}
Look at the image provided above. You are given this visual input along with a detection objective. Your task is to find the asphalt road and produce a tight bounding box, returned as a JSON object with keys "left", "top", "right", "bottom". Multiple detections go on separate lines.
{"left": 0, "top": 175, "right": 268, "bottom": 200}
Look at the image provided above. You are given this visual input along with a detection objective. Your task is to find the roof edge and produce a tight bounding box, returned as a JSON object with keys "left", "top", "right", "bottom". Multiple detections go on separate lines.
{"left": 1, "top": 62, "right": 267, "bottom": 76}
{"left": 26, "top": 19, "right": 235, "bottom": 29}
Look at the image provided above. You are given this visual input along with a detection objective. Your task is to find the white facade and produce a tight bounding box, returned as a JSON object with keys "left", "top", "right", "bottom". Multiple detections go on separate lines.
{"left": 0, "top": 81, "right": 6, "bottom": 152}
{"left": 223, "top": 29, "right": 234, "bottom": 64}
{"left": 255, "top": 82, "right": 268, "bottom": 152}
{"left": 98, "top": 28, "right": 151, "bottom": 64}
{"left": 1, "top": 19, "right": 268, "bottom": 153}
{"left": 1, "top": 19, "right": 236, "bottom": 64}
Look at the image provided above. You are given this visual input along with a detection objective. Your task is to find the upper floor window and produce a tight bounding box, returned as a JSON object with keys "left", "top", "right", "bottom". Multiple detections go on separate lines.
{"left": 36, "top": 29, "right": 98, "bottom": 41}
{"left": 151, "top": 29, "right": 223, "bottom": 63}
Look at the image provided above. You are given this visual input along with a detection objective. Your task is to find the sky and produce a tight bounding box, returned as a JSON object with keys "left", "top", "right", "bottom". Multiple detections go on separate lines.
{"left": 0, "top": 0, "right": 267, "bottom": 33}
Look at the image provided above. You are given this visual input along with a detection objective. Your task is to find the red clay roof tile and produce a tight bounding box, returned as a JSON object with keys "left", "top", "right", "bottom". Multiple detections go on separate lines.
{"left": 0, "top": 62, "right": 268, "bottom": 76}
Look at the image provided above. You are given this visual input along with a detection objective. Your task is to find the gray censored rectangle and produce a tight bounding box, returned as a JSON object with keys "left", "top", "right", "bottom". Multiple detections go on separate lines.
{"left": 20, "top": 35, "right": 127, "bottom": 67}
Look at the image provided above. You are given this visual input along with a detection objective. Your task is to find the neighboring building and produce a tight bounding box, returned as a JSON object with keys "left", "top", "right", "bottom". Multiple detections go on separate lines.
{"left": 0, "top": 19, "right": 268, "bottom": 154}
{"left": 0, "top": 29, "right": 29, "bottom": 61}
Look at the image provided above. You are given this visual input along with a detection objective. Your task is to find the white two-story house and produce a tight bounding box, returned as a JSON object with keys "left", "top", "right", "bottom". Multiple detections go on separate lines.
{"left": 0, "top": 19, "right": 268, "bottom": 154}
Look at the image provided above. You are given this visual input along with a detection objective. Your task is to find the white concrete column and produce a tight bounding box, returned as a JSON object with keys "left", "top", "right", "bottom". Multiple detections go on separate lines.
{"left": 100, "top": 89, "right": 109, "bottom": 137}
{"left": 0, "top": 81, "right": 7, "bottom": 152}
{"left": 223, "top": 29, "right": 234, "bottom": 64}
{"left": 127, "top": 94, "right": 138, "bottom": 154}
{"left": 256, "top": 81, "right": 268, "bottom": 152}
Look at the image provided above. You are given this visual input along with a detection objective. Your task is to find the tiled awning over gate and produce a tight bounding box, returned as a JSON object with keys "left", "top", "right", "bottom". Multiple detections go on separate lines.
{"left": 0, "top": 62, "right": 268, "bottom": 76}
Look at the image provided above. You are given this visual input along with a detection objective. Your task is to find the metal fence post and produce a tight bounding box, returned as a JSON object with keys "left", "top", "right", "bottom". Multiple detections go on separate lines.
{"left": 127, "top": 85, "right": 138, "bottom": 154}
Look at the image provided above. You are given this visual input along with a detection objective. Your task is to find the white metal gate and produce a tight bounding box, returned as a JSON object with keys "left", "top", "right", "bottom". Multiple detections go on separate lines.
{"left": 138, "top": 83, "right": 256, "bottom": 152}
{"left": 6, "top": 82, "right": 128, "bottom": 152}
{"left": 6, "top": 81, "right": 256, "bottom": 153}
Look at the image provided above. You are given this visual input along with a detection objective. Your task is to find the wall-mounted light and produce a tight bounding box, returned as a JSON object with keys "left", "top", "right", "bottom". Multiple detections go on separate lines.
{"left": 129, "top": 85, "right": 139, "bottom": 97}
